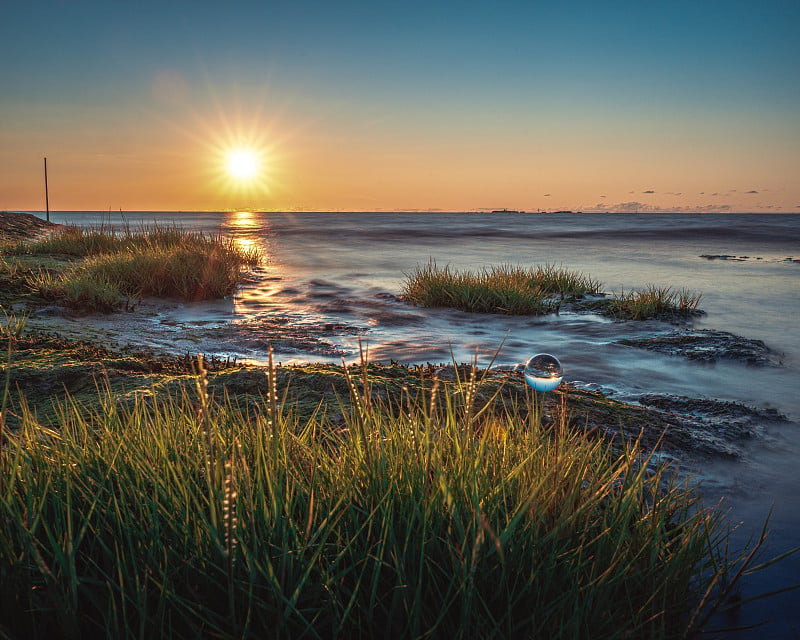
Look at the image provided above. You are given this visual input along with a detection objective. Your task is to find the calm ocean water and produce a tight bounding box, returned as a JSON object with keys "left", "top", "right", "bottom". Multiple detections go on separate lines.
{"left": 45, "top": 211, "right": 800, "bottom": 636}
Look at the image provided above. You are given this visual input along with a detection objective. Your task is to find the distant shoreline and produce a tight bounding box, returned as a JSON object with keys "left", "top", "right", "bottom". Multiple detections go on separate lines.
{"left": 5, "top": 209, "right": 797, "bottom": 216}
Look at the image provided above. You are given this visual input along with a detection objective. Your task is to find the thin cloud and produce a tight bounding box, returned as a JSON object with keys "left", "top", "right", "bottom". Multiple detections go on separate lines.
{"left": 590, "top": 201, "right": 733, "bottom": 213}
{"left": 618, "top": 201, "right": 646, "bottom": 211}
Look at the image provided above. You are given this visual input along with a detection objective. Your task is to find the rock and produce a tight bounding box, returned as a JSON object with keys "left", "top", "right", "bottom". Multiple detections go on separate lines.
{"left": 700, "top": 254, "right": 754, "bottom": 261}
{"left": 32, "top": 305, "right": 68, "bottom": 318}
{"left": 617, "top": 329, "right": 782, "bottom": 366}
{"left": 636, "top": 393, "right": 790, "bottom": 459}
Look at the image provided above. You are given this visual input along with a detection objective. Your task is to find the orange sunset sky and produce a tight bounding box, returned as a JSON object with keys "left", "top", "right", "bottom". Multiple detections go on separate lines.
{"left": 2, "top": 1, "right": 799, "bottom": 214}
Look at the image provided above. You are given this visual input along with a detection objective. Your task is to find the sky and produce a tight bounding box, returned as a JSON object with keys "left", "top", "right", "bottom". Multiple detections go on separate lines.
{"left": 1, "top": 0, "right": 799, "bottom": 213}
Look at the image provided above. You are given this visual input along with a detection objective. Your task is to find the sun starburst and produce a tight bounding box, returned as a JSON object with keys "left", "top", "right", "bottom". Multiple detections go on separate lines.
{"left": 226, "top": 149, "right": 260, "bottom": 181}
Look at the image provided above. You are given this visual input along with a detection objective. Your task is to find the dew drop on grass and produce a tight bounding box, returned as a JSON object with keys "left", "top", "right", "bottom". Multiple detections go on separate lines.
{"left": 524, "top": 353, "right": 563, "bottom": 391}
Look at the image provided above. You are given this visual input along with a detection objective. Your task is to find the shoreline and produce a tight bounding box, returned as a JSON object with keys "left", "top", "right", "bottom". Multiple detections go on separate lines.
{"left": 1, "top": 210, "right": 788, "bottom": 462}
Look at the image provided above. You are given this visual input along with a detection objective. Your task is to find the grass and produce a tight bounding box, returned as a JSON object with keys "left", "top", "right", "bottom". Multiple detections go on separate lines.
{"left": 6, "top": 224, "right": 214, "bottom": 258}
{"left": 402, "top": 262, "right": 702, "bottom": 321}
{"left": 0, "top": 255, "right": 23, "bottom": 291}
{"left": 0, "top": 331, "right": 780, "bottom": 639}
{"left": 5, "top": 224, "right": 261, "bottom": 311}
{"left": 604, "top": 285, "right": 703, "bottom": 321}
{"left": 402, "top": 262, "right": 602, "bottom": 315}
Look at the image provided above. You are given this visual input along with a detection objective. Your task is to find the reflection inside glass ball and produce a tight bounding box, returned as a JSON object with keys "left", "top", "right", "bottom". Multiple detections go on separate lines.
{"left": 524, "top": 354, "right": 563, "bottom": 392}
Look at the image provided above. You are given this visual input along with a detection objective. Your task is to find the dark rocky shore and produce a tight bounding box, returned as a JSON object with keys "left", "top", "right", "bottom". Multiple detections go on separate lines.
{"left": 617, "top": 329, "right": 783, "bottom": 366}
{"left": 1, "top": 210, "right": 790, "bottom": 464}
{"left": 2, "top": 329, "right": 788, "bottom": 464}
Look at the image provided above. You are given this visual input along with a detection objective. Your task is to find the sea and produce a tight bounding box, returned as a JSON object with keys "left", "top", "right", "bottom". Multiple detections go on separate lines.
{"left": 40, "top": 210, "right": 800, "bottom": 637}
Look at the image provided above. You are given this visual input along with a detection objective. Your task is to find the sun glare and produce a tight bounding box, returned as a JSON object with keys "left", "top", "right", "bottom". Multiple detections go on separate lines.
{"left": 192, "top": 99, "right": 287, "bottom": 206}
{"left": 227, "top": 149, "right": 259, "bottom": 180}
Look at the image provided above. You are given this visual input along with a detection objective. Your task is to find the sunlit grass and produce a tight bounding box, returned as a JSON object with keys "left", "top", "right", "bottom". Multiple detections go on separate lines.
{"left": 0, "top": 305, "right": 27, "bottom": 339}
{"left": 403, "top": 262, "right": 702, "bottom": 321}
{"left": 0, "top": 339, "right": 776, "bottom": 639}
{"left": 604, "top": 285, "right": 703, "bottom": 321}
{"left": 9, "top": 224, "right": 261, "bottom": 311}
{"left": 0, "top": 254, "right": 20, "bottom": 283}
{"left": 402, "top": 262, "right": 601, "bottom": 315}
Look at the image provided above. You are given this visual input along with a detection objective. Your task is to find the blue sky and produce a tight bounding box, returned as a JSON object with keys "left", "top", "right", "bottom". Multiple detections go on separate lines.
{"left": 2, "top": 0, "right": 799, "bottom": 211}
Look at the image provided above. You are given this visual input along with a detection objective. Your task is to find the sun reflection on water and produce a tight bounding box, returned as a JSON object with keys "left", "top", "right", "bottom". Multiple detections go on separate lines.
{"left": 221, "top": 210, "right": 264, "bottom": 252}
{"left": 220, "top": 211, "right": 280, "bottom": 317}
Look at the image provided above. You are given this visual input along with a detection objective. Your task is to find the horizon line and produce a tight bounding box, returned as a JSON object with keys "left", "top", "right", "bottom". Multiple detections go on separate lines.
{"left": 6, "top": 209, "right": 799, "bottom": 215}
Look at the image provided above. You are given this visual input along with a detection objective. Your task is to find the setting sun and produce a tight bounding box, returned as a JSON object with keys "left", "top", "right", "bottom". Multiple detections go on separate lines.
{"left": 226, "top": 149, "right": 259, "bottom": 180}
{"left": 206, "top": 125, "right": 280, "bottom": 207}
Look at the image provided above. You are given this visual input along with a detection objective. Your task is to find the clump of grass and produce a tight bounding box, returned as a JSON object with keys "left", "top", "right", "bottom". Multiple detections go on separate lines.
{"left": 605, "top": 285, "right": 703, "bottom": 321}
{"left": 403, "top": 263, "right": 704, "bottom": 323}
{"left": 530, "top": 262, "right": 603, "bottom": 295}
{"left": 402, "top": 262, "right": 601, "bottom": 315}
{"left": 0, "top": 255, "right": 19, "bottom": 285}
{"left": 17, "top": 225, "right": 261, "bottom": 311}
{"left": 0, "top": 255, "right": 43, "bottom": 308}
{"left": 0, "top": 344, "right": 779, "bottom": 638}
{"left": 30, "top": 268, "right": 123, "bottom": 312}
{"left": 0, "top": 305, "right": 28, "bottom": 339}
{"left": 9, "top": 224, "right": 123, "bottom": 256}
{"left": 9, "top": 223, "right": 237, "bottom": 259}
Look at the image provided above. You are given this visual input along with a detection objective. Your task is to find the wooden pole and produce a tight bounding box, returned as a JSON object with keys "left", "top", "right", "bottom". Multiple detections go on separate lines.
{"left": 44, "top": 157, "right": 50, "bottom": 222}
